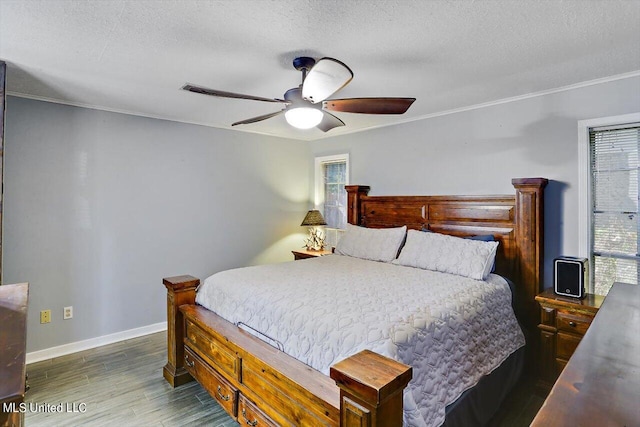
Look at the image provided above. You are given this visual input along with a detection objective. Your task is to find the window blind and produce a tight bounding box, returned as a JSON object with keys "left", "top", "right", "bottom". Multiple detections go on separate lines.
{"left": 590, "top": 123, "right": 640, "bottom": 295}
{"left": 323, "top": 161, "right": 347, "bottom": 229}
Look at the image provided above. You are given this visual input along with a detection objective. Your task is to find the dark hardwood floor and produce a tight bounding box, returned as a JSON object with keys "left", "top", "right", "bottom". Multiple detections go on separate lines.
{"left": 25, "top": 332, "right": 238, "bottom": 427}
{"left": 488, "top": 375, "right": 546, "bottom": 427}
{"left": 25, "top": 332, "right": 545, "bottom": 426}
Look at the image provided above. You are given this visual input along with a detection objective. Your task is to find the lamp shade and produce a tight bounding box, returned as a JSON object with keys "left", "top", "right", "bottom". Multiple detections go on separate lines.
{"left": 300, "top": 210, "right": 327, "bottom": 226}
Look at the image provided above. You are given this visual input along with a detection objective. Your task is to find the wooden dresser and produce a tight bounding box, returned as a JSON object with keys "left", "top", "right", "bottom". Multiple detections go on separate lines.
{"left": 532, "top": 282, "right": 640, "bottom": 426}
{"left": 0, "top": 283, "right": 29, "bottom": 427}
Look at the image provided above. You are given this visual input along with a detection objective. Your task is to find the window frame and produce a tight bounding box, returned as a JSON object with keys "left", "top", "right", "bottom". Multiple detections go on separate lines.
{"left": 314, "top": 153, "right": 350, "bottom": 228}
{"left": 578, "top": 112, "right": 640, "bottom": 293}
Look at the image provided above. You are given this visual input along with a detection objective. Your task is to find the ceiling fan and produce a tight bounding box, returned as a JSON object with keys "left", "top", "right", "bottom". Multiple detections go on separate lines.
{"left": 182, "top": 57, "right": 416, "bottom": 132}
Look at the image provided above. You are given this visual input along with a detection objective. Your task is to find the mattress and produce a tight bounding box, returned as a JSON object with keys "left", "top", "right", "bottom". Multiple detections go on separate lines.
{"left": 195, "top": 254, "right": 525, "bottom": 427}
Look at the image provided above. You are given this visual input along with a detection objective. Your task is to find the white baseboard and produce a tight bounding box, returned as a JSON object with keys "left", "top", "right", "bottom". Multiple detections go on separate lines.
{"left": 26, "top": 322, "right": 167, "bottom": 364}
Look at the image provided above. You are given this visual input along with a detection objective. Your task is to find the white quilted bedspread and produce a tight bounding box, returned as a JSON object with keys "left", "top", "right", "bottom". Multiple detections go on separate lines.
{"left": 195, "top": 255, "right": 525, "bottom": 427}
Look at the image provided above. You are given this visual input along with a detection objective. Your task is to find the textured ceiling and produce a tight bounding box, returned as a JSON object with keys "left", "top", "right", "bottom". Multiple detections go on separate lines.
{"left": 1, "top": 0, "right": 639, "bottom": 141}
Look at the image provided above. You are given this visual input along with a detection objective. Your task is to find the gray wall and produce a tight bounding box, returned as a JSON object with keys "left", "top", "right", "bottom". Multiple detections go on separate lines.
{"left": 3, "top": 97, "right": 310, "bottom": 352}
{"left": 311, "top": 76, "right": 640, "bottom": 286}
{"left": 5, "top": 76, "right": 639, "bottom": 353}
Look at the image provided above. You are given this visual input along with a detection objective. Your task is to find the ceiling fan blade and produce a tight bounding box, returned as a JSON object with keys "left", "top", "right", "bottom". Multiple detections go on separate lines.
{"left": 302, "top": 58, "right": 353, "bottom": 104}
{"left": 323, "top": 98, "right": 416, "bottom": 114}
{"left": 182, "top": 84, "right": 289, "bottom": 103}
{"left": 317, "top": 111, "right": 345, "bottom": 133}
{"left": 231, "top": 109, "right": 286, "bottom": 126}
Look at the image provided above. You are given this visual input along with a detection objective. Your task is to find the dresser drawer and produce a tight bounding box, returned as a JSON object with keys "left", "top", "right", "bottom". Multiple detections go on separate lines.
{"left": 238, "top": 394, "right": 278, "bottom": 427}
{"left": 556, "top": 331, "right": 582, "bottom": 360}
{"left": 185, "top": 319, "right": 239, "bottom": 380}
{"left": 184, "top": 346, "right": 238, "bottom": 417}
{"left": 556, "top": 311, "right": 592, "bottom": 335}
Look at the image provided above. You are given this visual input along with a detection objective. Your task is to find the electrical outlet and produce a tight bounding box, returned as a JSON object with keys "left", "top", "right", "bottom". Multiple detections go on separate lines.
{"left": 40, "top": 310, "right": 51, "bottom": 324}
{"left": 63, "top": 306, "right": 73, "bottom": 320}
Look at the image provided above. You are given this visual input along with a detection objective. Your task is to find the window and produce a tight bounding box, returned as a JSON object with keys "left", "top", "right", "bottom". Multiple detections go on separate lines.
{"left": 315, "top": 154, "right": 349, "bottom": 247}
{"left": 579, "top": 113, "right": 640, "bottom": 295}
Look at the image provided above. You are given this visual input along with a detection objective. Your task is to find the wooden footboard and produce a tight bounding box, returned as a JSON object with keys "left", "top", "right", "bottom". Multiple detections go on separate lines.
{"left": 163, "top": 275, "right": 412, "bottom": 427}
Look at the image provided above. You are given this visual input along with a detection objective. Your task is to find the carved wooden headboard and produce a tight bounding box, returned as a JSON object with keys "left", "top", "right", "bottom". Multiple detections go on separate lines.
{"left": 345, "top": 178, "right": 547, "bottom": 337}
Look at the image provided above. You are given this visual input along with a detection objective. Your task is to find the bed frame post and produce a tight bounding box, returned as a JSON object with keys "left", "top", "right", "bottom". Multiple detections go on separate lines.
{"left": 330, "top": 350, "right": 412, "bottom": 427}
{"left": 345, "top": 185, "right": 370, "bottom": 225}
{"left": 162, "top": 275, "right": 199, "bottom": 387}
{"left": 511, "top": 178, "right": 548, "bottom": 345}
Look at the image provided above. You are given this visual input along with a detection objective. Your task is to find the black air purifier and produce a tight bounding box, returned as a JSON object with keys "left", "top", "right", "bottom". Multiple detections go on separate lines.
{"left": 554, "top": 257, "right": 588, "bottom": 299}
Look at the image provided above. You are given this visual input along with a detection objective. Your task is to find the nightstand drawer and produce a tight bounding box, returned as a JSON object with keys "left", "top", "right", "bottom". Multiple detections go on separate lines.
{"left": 556, "top": 311, "right": 592, "bottom": 335}
{"left": 556, "top": 332, "right": 582, "bottom": 359}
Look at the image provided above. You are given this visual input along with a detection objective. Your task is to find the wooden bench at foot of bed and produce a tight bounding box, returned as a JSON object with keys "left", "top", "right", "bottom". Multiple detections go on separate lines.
{"left": 163, "top": 274, "right": 412, "bottom": 427}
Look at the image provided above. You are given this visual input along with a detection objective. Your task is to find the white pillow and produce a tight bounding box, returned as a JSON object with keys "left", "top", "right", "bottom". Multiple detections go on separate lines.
{"left": 335, "top": 224, "right": 407, "bottom": 262}
{"left": 394, "top": 229, "right": 498, "bottom": 280}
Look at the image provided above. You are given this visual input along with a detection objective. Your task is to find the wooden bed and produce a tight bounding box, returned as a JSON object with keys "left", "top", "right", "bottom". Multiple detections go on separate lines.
{"left": 162, "top": 177, "right": 547, "bottom": 427}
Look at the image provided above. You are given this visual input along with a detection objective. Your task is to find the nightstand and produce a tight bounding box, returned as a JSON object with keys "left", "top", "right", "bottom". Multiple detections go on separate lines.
{"left": 535, "top": 288, "right": 605, "bottom": 391}
{"left": 292, "top": 249, "right": 333, "bottom": 260}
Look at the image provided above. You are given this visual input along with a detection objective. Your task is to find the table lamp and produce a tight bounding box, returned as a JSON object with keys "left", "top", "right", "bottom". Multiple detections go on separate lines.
{"left": 300, "top": 210, "right": 327, "bottom": 250}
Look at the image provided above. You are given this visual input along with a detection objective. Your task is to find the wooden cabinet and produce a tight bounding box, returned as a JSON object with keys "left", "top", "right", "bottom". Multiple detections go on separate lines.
{"left": 292, "top": 249, "right": 332, "bottom": 260}
{"left": 0, "top": 61, "right": 5, "bottom": 281}
{"left": 0, "top": 283, "right": 29, "bottom": 427}
{"left": 535, "top": 288, "right": 604, "bottom": 390}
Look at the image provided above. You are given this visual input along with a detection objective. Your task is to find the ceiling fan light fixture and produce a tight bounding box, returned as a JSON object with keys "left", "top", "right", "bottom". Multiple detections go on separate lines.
{"left": 285, "top": 107, "right": 323, "bottom": 129}
{"left": 184, "top": 56, "right": 413, "bottom": 131}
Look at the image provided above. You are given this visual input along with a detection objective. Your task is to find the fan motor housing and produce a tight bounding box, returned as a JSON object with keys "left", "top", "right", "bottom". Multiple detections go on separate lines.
{"left": 292, "top": 57, "right": 316, "bottom": 71}
{"left": 284, "top": 87, "right": 320, "bottom": 110}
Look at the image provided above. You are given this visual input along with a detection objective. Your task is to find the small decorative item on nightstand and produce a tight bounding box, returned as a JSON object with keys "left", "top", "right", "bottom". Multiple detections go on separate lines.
{"left": 300, "top": 210, "right": 327, "bottom": 251}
